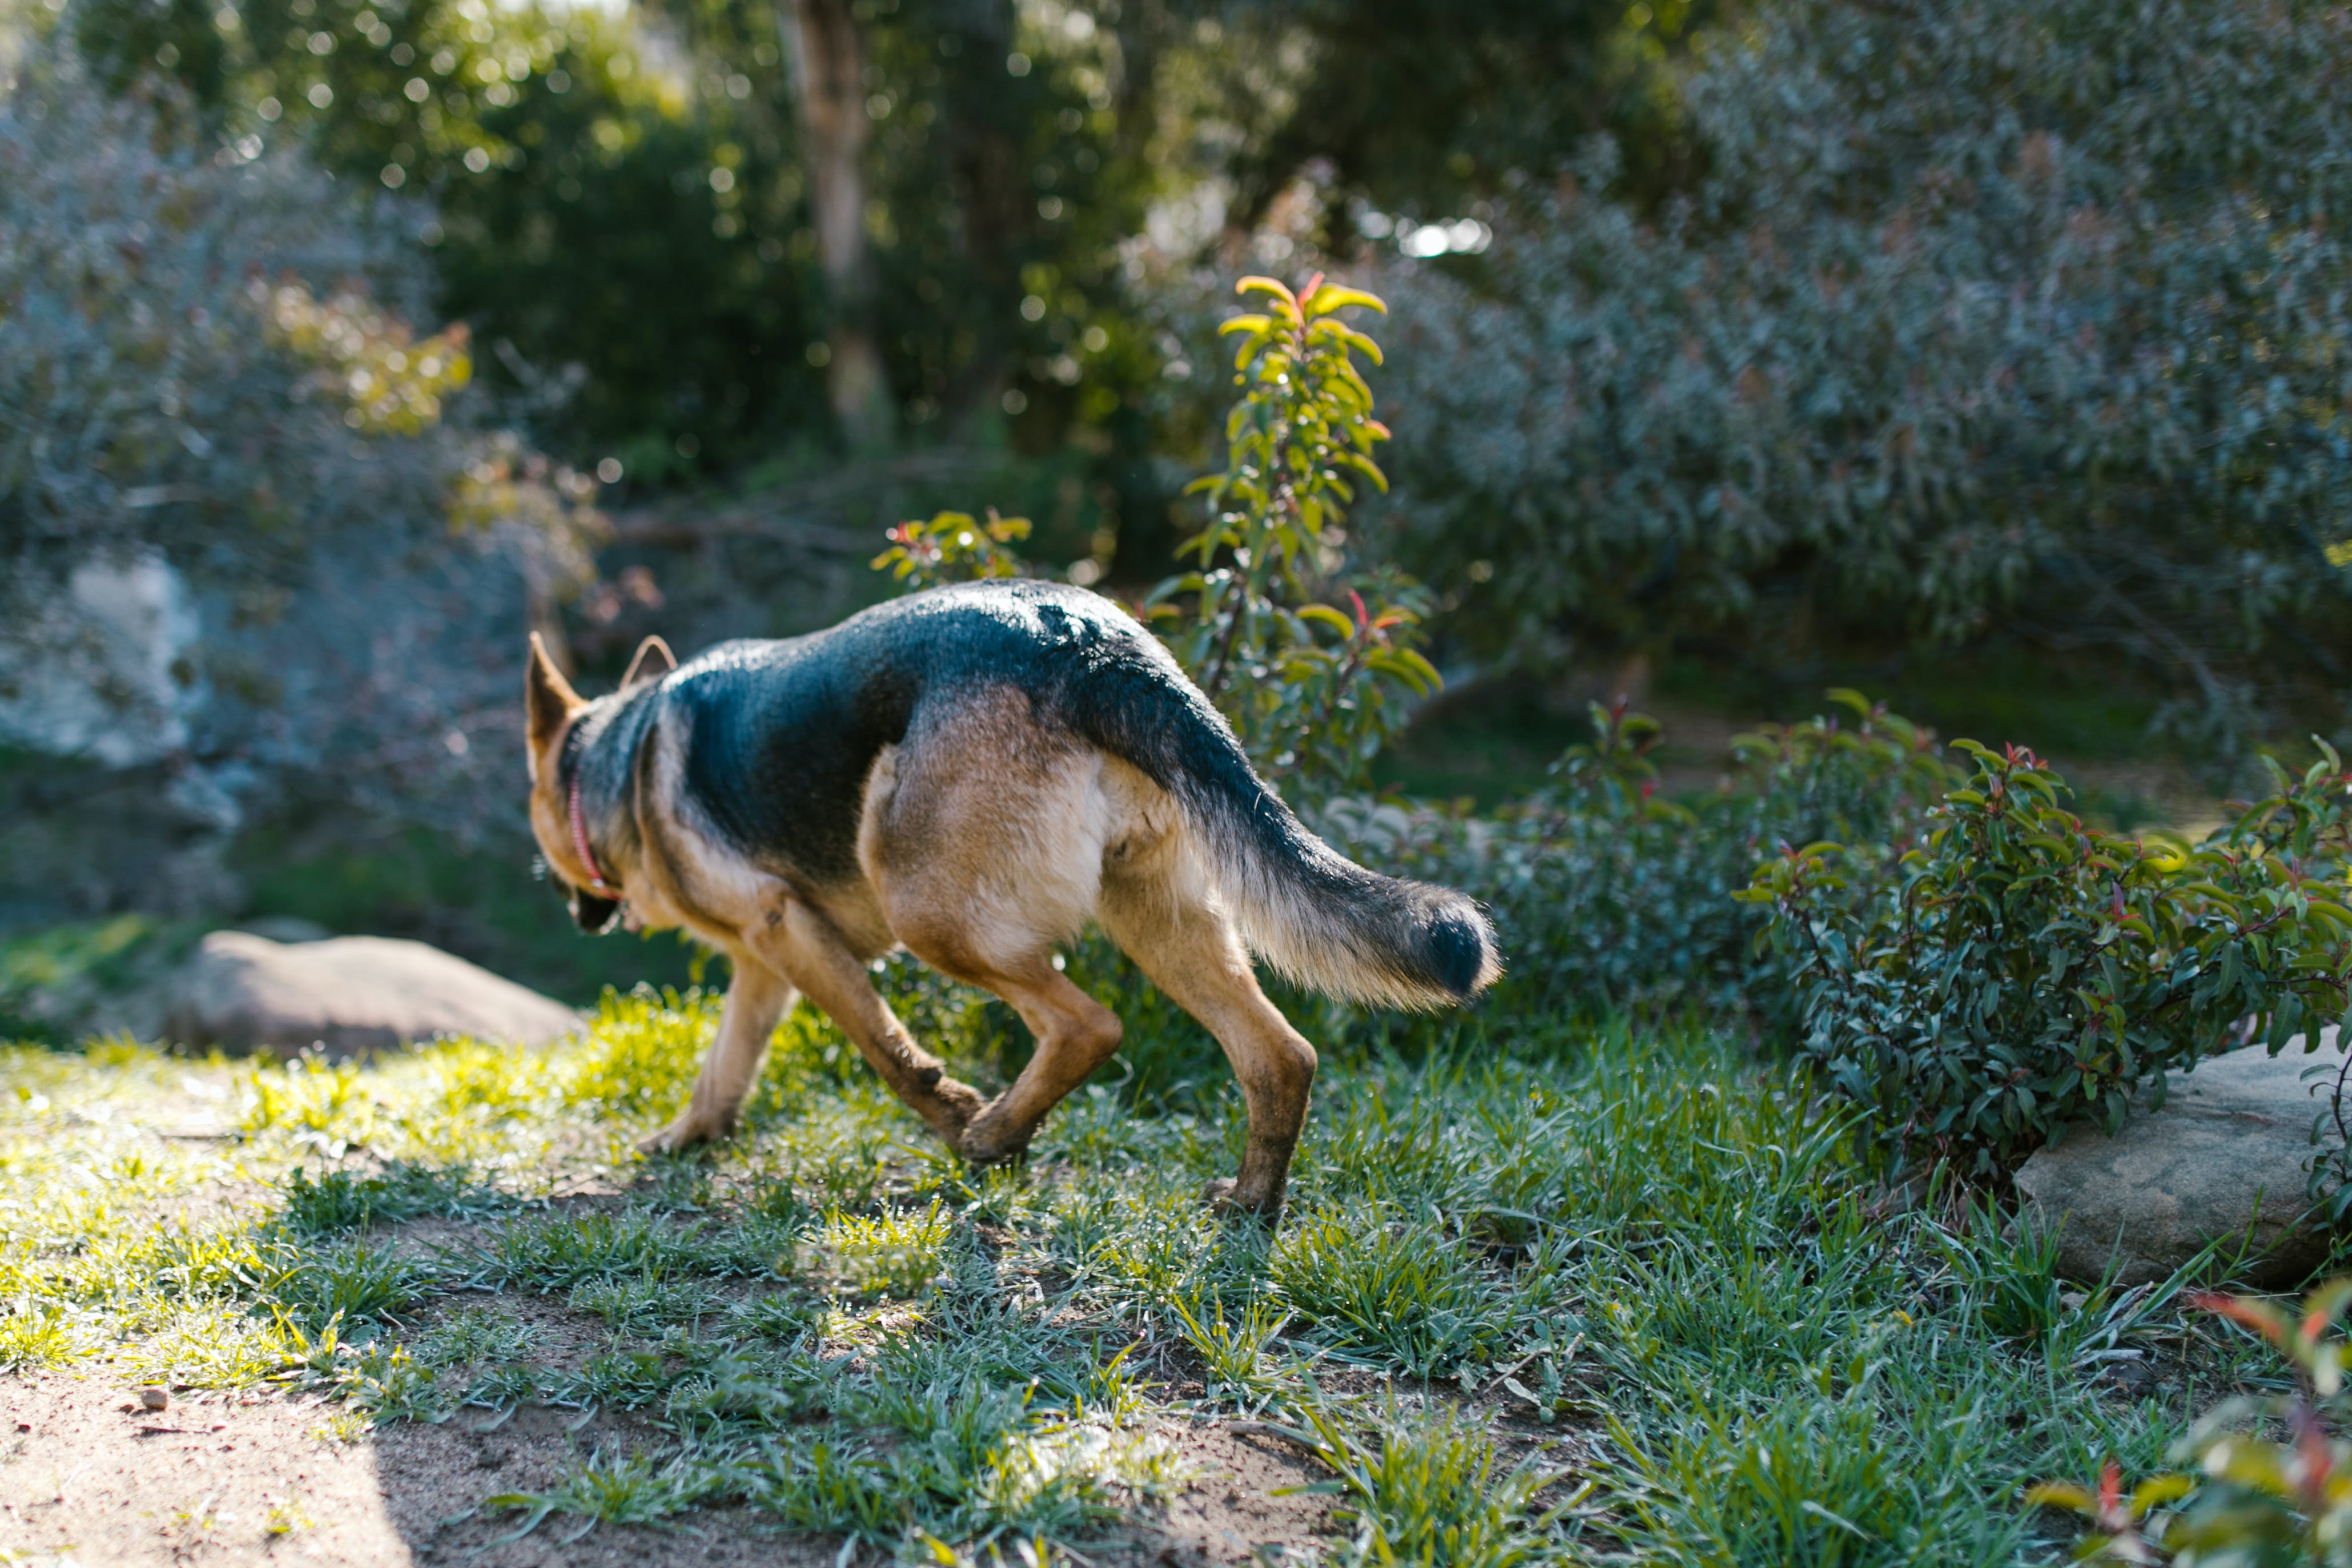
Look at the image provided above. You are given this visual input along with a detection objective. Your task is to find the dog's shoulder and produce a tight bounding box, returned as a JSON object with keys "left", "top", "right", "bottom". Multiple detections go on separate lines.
{"left": 883, "top": 578, "right": 1164, "bottom": 681}
{"left": 658, "top": 622, "right": 910, "bottom": 879}
{"left": 668, "top": 582, "right": 1149, "bottom": 704}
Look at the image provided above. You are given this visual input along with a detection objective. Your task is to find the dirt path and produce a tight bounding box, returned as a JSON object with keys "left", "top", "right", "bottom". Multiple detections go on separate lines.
{"left": 3, "top": 1372, "right": 1331, "bottom": 1566}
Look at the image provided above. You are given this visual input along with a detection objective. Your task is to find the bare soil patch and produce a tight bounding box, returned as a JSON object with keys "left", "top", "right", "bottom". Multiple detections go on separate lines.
{"left": 2, "top": 1368, "right": 1334, "bottom": 1566}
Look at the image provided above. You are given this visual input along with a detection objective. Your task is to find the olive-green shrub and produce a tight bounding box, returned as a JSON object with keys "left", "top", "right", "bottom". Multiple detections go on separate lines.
{"left": 1323, "top": 692, "right": 1953, "bottom": 1024}
{"left": 1143, "top": 274, "right": 1439, "bottom": 803}
{"left": 1372, "top": 0, "right": 2352, "bottom": 754}
{"left": 1747, "top": 742, "right": 2352, "bottom": 1174}
{"left": 879, "top": 274, "right": 1438, "bottom": 807}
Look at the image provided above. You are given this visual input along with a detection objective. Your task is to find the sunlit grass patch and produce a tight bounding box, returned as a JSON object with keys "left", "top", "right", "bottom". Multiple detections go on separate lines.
{"left": 1271, "top": 1208, "right": 1503, "bottom": 1373}
{"left": 0, "top": 1292, "right": 97, "bottom": 1372}
{"left": 558, "top": 986, "right": 723, "bottom": 1125}
{"left": 1290, "top": 1394, "right": 1578, "bottom": 1566}
{"left": 734, "top": 1366, "right": 1180, "bottom": 1547}
{"left": 777, "top": 1110, "right": 979, "bottom": 1211}
{"left": 117, "top": 1299, "right": 304, "bottom": 1388}
{"left": 239, "top": 1054, "right": 377, "bottom": 1138}
{"left": 239, "top": 1038, "right": 567, "bottom": 1165}
{"left": 798, "top": 1200, "right": 954, "bottom": 1301}
{"left": 1165, "top": 1291, "right": 1294, "bottom": 1413}
{"left": 0, "top": 986, "right": 2286, "bottom": 1557}
{"left": 1059, "top": 1179, "right": 1229, "bottom": 1309}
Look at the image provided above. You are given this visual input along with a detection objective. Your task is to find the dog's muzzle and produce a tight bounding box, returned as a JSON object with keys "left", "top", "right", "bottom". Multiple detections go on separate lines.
{"left": 569, "top": 886, "right": 622, "bottom": 933}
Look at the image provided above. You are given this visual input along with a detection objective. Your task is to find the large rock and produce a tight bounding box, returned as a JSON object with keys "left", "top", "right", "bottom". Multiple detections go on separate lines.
{"left": 163, "top": 931, "right": 581, "bottom": 1058}
{"left": 2016, "top": 1029, "right": 2346, "bottom": 1286}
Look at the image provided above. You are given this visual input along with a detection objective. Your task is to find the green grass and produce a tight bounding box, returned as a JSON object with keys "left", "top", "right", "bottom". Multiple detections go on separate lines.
{"left": 0, "top": 980, "right": 2284, "bottom": 1562}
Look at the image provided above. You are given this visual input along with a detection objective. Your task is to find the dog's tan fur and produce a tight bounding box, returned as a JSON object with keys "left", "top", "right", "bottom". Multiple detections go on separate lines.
{"left": 525, "top": 633, "right": 1334, "bottom": 1213}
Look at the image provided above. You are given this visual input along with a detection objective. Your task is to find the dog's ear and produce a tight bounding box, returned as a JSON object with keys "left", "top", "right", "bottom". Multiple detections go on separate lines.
{"left": 620, "top": 634, "right": 677, "bottom": 691}
{"left": 525, "top": 632, "right": 585, "bottom": 780}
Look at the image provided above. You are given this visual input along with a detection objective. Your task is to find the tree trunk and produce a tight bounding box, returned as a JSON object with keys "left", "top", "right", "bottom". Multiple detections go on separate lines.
{"left": 938, "top": 0, "right": 1025, "bottom": 423}
{"left": 779, "top": 0, "right": 890, "bottom": 447}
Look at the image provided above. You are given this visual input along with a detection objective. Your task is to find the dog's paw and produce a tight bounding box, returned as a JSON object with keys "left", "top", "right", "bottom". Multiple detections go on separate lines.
{"left": 636, "top": 1115, "right": 725, "bottom": 1156}
{"left": 912, "top": 1079, "right": 986, "bottom": 1148}
{"left": 956, "top": 1110, "right": 1032, "bottom": 1167}
{"left": 933, "top": 1078, "right": 987, "bottom": 1126}
{"left": 958, "top": 1134, "right": 1032, "bottom": 1167}
{"left": 1199, "top": 1177, "right": 1281, "bottom": 1221}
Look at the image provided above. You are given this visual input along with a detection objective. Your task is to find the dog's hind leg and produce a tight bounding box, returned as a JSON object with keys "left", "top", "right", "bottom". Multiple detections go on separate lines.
{"left": 638, "top": 957, "right": 795, "bottom": 1153}
{"left": 744, "top": 898, "right": 987, "bottom": 1148}
{"left": 921, "top": 955, "right": 1123, "bottom": 1165}
{"left": 857, "top": 693, "right": 1125, "bottom": 1163}
{"left": 1095, "top": 843, "right": 1318, "bottom": 1219}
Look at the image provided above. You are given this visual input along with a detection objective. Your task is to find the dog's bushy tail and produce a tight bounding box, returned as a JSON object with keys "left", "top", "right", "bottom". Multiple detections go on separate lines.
{"left": 1068, "top": 648, "right": 1501, "bottom": 1010}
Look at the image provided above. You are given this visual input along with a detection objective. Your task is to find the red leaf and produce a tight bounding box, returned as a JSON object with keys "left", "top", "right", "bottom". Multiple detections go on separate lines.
{"left": 2192, "top": 1291, "right": 2293, "bottom": 1351}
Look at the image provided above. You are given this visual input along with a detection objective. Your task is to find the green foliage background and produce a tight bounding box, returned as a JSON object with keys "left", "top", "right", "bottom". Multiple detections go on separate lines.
{"left": 14, "top": 0, "right": 2352, "bottom": 1171}
{"left": 59, "top": 0, "right": 1694, "bottom": 489}
{"left": 16, "top": 2, "right": 2352, "bottom": 1552}
{"left": 1368, "top": 0, "right": 2352, "bottom": 752}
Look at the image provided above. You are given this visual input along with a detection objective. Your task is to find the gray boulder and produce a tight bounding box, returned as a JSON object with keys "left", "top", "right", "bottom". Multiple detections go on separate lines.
{"left": 163, "top": 931, "right": 581, "bottom": 1058}
{"left": 2015, "top": 1029, "right": 2346, "bottom": 1286}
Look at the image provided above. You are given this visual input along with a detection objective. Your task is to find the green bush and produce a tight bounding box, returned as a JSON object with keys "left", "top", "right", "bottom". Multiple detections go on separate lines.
{"left": 66, "top": 0, "right": 826, "bottom": 471}
{"left": 1372, "top": 0, "right": 2352, "bottom": 754}
{"left": 1747, "top": 741, "right": 2352, "bottom": 1175}
{"left": 869, "top": 509, "right": 1032, "bottom": 589}
{"left": 859, "top": 286, "right": 1966, "bottom": 1055}
{"left": 852, "top": 282, "right": 1454, "bottom": 1097}
{"left": 0, "top": 43, "right": 597, "bottom": 853}
{"left": 877, "top": 274, "right": 1438, "bottom": 807}
{"left": 1322, "top": 691, "right": 1953, "bottom": 1022}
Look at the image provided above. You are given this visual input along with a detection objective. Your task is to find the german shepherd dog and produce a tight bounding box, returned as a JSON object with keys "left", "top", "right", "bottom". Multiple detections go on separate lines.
{"left": 524, "top": 579, "right": 1498, "bottom": 1215}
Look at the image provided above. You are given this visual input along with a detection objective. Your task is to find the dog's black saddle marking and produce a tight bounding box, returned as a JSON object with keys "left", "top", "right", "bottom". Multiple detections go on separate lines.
{"left": 573, "top": 580, "right": 1224, "bottom": 888}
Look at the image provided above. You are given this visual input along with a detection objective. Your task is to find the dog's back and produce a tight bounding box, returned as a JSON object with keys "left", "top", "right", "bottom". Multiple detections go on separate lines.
{"left": 591, "top": 577, "right": 1495, "bottom": 1007}
{"left": 645, "top": 580, "right": 1179, "bottom": 884}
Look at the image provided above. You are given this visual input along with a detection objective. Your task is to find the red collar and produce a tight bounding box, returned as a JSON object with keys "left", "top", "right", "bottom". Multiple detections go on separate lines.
{"left": 567, "top": 775, "right": 618, "bottom": 895}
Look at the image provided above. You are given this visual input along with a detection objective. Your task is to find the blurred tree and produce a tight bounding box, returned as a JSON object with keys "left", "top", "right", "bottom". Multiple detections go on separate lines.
{"left": 778, "top": 0, "right": 886, "bottom": 441}
{"left": 67, "top": 0, "right": 1688, "bottom": 449}
{"left": 70, "top": 0, "right": 831, "bottom": 475}
{"left": 1367, "top": 0, "right": 2352, "bottom": 758}
{"left": 63, "top": 0, "right": 1692, "bottom": 590}
{"left": 1213, "top": 0, "right": 1709, "bottom": 231}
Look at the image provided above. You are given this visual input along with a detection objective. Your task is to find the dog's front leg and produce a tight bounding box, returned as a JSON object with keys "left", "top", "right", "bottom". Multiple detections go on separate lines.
{"left": 638, "top": 956, "right": 795, "bottom": 1154}
{"left": 747, "top": 898, "right": 986, "bottom": 1148}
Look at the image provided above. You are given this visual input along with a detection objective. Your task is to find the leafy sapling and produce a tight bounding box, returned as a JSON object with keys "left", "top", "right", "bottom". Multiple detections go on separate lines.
{"left": 1147, "top": 274, "right": 1440, "bottom": 801}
